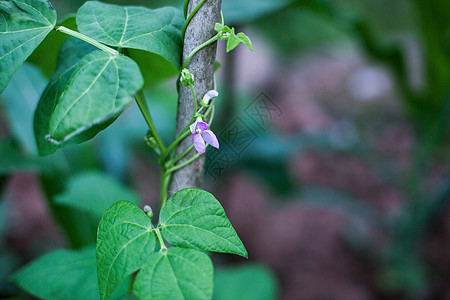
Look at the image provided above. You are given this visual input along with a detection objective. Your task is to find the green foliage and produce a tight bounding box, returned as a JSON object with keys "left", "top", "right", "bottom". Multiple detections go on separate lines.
{"left": 2, "top": 0, "right": 252, "bottom": 299}
{"left": 160, "top": 188, "right": 247, "bottom": 258}
{"left": 54, "top": 171, "right": 140, "bottom": 218}
{"left": 76, "top": 1, "right": 184, "bottom": 68}
{"left": 34, "top": 39, "right": 143, "bottom": 155}
{"left": 27, "top": 16, "right": 77, "bottom": 78}
{"left": 215, "top": 24, "right": 253, "bottom": 52}
{"left": 214, "top": 265, "right": 278, "bottom": 300}
{"left": 96, "top": 201, "right": 156, "bottom": 300}
{"left": 12, "top": 246, "right": 130, "bottom": 300}
{"left": 0, "top": 0, "right": 57, "bottom": 93}
{"left": 12, "top": 247, "right": 99, "bottom": 300}
{"left": 134, "top": 247, "right": 213, "bottom": 300}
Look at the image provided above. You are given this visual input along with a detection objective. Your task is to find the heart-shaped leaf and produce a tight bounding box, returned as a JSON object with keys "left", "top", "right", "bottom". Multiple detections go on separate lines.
{"left": 97, "top": 201, "right": 156, "bottom": 300}
{"left": 0, "top": 0, "right": 56, "bottom": 93}
{"left": 134, "top": 247, "right": 213, "bottom": 300}
{"left": 34, "top": 37, "right": 144, "bottom": 156}
{"left": 77, "top": 1, "right": 183, "bottom": 68}
{"left": 160, "top": 188, "right": 248, "bottom": 258}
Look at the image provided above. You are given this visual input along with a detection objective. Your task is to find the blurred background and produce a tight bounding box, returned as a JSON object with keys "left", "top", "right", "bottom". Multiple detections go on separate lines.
{"left": 1, "top": 0, "right": 449, "bottom": 299}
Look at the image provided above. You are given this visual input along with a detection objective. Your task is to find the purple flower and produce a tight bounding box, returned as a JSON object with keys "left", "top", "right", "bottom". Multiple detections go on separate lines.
{"left": 190, "top": 120, "right": 219, "bottom": 154}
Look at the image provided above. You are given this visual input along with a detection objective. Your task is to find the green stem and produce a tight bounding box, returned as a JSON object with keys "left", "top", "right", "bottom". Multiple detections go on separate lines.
{"left": 173, "top": 144, "right": 194, "bottom": 164}
{"left": 135, "top": 90, "right": 166, "bottom": 152}
{"left": 161, "top": 85, "right": 198, "bottom": 161}
{"left": 159, "top": 171, "right": 171, "bottom": 208}
{"left": 56, "top": 26, "right": 119, "bottom": 56}
{"left": 153, "top": 226, "right": 167, "bottom": 252}
{"left": 166, "top": 149, "right": 207, "bottom": 174}
{"left": 181, "top": 34, "right": 220, "bottom": 70}
{"left": 182, "top": 0, "right": 206, "bottom": 41}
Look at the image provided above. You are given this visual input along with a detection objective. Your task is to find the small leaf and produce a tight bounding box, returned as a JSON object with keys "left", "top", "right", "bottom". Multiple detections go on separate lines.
{"left": 226, "top": 31, "right": 253, "bottom": 52}
{"left": 97, "top": 201, "right": 156, "bottom": 300}
{"left": 77, "top": 1, "right": 183, "bottom": 68}
{"left": 34, "top": 38, "right": 144, "bottom": 156}
{"left": 160, "top": 188, "right": 248, "bottom": 258}
{"left": 0, "top": 0, "right": 57, "bottom": 93}
{"left": 54, "top": 170, "right": 140, "bottom": 218}
{"left": 134, "top": 247, "right": 213, "bottom": 300}
{"left": 236, "top": 32, "right": 253, "bottom": 51}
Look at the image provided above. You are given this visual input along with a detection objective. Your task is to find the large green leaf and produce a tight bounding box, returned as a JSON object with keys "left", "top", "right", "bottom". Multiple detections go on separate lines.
{"left": 77, "top": 1, "right": 183, "bottom": 68}
{"left": 34, "top": 37, "right": 95, "bottom": 155}
{"left": 54, "top": 170, "right": 140, "bottom": 218}
{"left": 0, "top": 0, "right": 56, "bottom": 93}
{"left": 12, "top": 246, "right": 130, "bottom": 300}
{"left": 97, "top": 201, "right": 156, "bottom": 300}
{"left": 34, "top": 38, "right": 144, "bottom": 156}
{"left": 160, "top": 188, "right": 248, "bottom": 258}
{"left": 134, "top": 247, "right": 213, "bottom": 300}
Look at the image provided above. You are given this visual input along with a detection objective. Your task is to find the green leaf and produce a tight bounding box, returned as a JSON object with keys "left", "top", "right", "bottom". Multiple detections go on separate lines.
{"left": 12, "top": 246, "right": 131, "bottom": 300}
{"left": 34, "top": 37, "right": 95, "bottom": 155}
{"left": 54, "top": 170, "right": 140, "bottom": 218}
{"left": 160, "top": 188, "right": 248, "bottom": 258}
{"left": 226, "top": 31, "right": 253, "bottom": 52}
{"left": 34, "top": 38, "right": 144, "bottom": 156}
{"left": 214, "top": 265, "right": 279, "bottom": 300}
{"left": 134, "top": 247, "right": 213, "bottom": 300}
{"left": 77, "top": 1, "right": 183, "bottom": 69}
{"left": 97, "top": 201, "right": 156, "bottom": 300}
{"left": 0, "top": 0, "right": 56, "bottom": 93}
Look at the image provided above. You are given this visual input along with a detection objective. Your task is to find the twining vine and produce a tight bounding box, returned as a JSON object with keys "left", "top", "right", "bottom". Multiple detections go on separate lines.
{"left": 0, "top": 0, "right": 252, "bottom": 299}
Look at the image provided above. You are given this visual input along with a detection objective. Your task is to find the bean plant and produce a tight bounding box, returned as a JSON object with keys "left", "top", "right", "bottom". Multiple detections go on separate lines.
{"left": 0, "top": 0, "right": 253, "bottom": 299}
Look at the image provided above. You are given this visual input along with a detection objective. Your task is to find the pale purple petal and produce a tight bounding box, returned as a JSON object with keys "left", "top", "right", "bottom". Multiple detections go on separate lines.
{"left": 202, "top": 130, "right": 219, "bottom": 149}
{"left": 193, "top": 133, "right": 206, "bottom": 153}
{"left": 203, "top": 90, "right": 219, "bottom": 104}
{"left": 190, "top": 121, "right": 198, "bottom": 134}
{"left": 196, "top": 121, "right": 209, "bottom": 131}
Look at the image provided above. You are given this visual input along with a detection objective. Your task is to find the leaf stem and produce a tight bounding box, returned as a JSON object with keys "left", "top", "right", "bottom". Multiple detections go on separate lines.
{"left": 159, "top": 171, "right": 171, "bottom": 208}
{"left": 153, "top": 226, "right": 167, "bottom": 252}
{"left": 55, "top": 26, "right": 119, "bottom": 56}
{"left": 166, "top": 149, "right": 207, "bottom": 174}
{"left": 135, "top": 90, "right": 166, "bottom": 152}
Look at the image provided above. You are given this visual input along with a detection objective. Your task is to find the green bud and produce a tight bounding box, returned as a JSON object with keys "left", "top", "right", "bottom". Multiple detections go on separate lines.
{"left": 143, "top": 205, "right": 153, "bottom": 219}
{"left": 180, "top": 68, "right": 195, "bottom": 87}
{"left": 145, "top": 131, "right": 157, "bottom": 148}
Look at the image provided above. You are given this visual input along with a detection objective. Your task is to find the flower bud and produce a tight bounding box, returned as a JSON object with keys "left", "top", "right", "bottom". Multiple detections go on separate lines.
{"left": 201, "top": 90, "right": 218, "bottom": 106}
{"left": 180, "top": 68, "right": 194, "bottom": 87}
{"left": 143, "top": 205, "right": 153, "bottom": 218}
